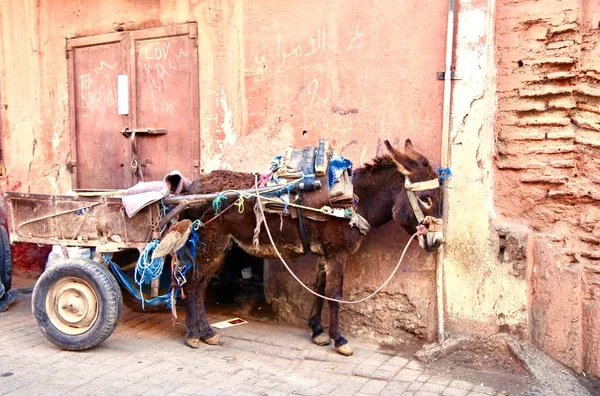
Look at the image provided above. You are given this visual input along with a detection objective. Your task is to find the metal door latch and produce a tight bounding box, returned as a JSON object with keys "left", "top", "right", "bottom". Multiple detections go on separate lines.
{"left": 66, "top": 160, "right": 77, "bottom": 173}
{"left": 120, "top": 127, "right": 167, "bottom": 136}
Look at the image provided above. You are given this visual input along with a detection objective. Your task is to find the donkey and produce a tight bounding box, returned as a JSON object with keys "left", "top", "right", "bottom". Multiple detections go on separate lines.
{"left": 181, "top": 139, "right": 443, "bottom": 356}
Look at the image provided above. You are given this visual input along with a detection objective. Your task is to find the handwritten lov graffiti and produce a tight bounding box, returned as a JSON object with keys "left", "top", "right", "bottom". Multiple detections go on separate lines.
{"left": 141, "top": 41, "right": 189, "bottom": 117}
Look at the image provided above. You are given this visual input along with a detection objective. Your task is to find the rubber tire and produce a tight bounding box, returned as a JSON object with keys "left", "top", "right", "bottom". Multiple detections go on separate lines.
{"left": 32, "top": 258, "right": 123, "bottom": 351}
{"left": 0, "top": 226, "right": 12, "bottom": 291}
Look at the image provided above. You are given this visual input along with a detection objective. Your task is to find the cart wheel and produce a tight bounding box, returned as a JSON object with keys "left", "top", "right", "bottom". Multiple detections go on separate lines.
{"left": 32, "top": 258, "right": 122, "bottom": 350}
{"left": 0, "top": 226, "right": 12, "bottom": 291}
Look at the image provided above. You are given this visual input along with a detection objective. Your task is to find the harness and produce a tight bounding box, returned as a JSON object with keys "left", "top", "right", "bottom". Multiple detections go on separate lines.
{"left": 404, "top": 176, "right": 444, "bottom": 233}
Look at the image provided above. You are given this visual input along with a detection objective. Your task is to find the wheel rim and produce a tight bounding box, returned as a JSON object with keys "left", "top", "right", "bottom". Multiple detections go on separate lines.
{"left": 45, "top": 277, "right": 99, "bottom": 335}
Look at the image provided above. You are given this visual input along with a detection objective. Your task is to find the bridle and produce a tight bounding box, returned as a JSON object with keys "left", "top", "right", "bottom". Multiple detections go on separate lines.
{"left": 404, "top": 176, "right": 444, "bottom": 233}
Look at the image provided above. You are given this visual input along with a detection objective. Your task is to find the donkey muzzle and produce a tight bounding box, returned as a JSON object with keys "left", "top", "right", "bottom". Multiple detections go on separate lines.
{"left": 418, "top": 216, "right": 444, "bottom": 252}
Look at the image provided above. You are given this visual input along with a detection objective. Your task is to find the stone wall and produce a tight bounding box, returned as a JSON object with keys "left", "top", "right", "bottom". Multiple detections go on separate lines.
{"left": 496, "top": 0, "right": 600, "bottom": 377}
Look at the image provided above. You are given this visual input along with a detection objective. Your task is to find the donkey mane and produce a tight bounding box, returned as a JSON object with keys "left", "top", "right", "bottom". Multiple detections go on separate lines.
{"left": 355, "top": 155, "right": 397, "bottom": 175}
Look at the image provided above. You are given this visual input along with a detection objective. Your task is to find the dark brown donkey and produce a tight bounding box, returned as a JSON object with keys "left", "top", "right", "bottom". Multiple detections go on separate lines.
{"left": 181, "top": 139, "right": 443, "bottom": 356}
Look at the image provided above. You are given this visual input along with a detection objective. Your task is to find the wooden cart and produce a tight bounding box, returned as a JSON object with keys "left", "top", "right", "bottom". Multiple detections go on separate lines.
{"left": 4, "top": 190, "right": 223, "bottom": 350}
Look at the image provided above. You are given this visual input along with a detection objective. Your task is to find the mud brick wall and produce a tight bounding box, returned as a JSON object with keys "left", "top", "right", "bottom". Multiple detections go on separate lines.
{"left": 496, "top": 0, "right": 600, "bottom": 377}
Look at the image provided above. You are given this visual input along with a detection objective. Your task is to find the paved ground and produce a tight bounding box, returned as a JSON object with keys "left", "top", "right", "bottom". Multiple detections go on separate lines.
{"left": 1, "top": 282, "right": 533, "bottom": 396}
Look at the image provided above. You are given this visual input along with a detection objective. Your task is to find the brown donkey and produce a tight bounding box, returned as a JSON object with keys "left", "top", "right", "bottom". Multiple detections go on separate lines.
{"left": 181, "top": 139, "right": 443, "bottom": 356}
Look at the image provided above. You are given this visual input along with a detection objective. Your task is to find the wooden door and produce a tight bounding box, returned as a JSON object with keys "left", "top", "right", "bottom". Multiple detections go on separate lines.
{"left": 129, "top": 24, "right": 200, "bottom": 182}
{"left": 67, "top": 33, "right": 131, "bottom": 189}
{"left": 67, "top": 24, "right": 199, "bottom": 189}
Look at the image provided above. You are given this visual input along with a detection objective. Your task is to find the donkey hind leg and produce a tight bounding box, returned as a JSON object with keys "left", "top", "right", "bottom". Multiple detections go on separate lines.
{"left": 308, "top": 257, "right": 331, "bottom": 346}
{"left": 195, "top": 278, "right": 221, "bottom": 345}
{"left": 325, "top": 252, "right": 352, "bottom": 356}
{"left": 184, "top": 283, "right": 202, "bottom": 348}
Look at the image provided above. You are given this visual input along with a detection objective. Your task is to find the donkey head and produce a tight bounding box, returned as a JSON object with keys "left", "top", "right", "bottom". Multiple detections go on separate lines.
{"left": 384, "top": 139, "right": 444, "bottom": 252}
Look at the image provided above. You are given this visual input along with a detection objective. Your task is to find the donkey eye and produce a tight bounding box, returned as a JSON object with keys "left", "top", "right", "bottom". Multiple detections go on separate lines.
{"left": 418, "top": 196, "right": 433, "bottom": 210}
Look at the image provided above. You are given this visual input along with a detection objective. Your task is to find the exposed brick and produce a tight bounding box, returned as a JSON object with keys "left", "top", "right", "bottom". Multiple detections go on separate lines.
{"left": 548, "top": 185, "right": 600, "bottom": 200}
{"left": 498, "top": 140, "right": 575, "bottom": 156}
{"left": 503, "top": 100, "right": 547, "bottom": 112}
{"left": 576, "top": 83, "right": 600, "bottom": 97}
{"left": 550, "top": 23, "right": 578, "bottom": 34}
{"left": 499, "top": 125, "right": 575, "bottom": 141}
{"left": 548, "top": 96, "right": 576, "bottom": 109}
{"left": 523, "top": 24, "right": 548, "bottom": 40}
{"left": 527, "top": 144, "right": 576, "bottom": 154}
{"left": 547, "top": 40, "right": 575, "bottom": 49}
{"left": 546, "top": 71, "right": 576, "bottom": 80}
{"left": 496, "top": 157, "right": 545, "bottom": 170}
{"left": 520, "top": 170, "right": 569, "bottom": 184}
{"left": 522, "top": 56, "right": 575, "bottom": 65}
{"left": 577, "top": 103, "right": 600, "bottom": 115}
{"left": 514, "top": 115, "right": 571, "bottom": 126}
{"left": 572, "top": 116, "right": 600, "bottom": 132}
{"left": 549, "top": 159, "right": 577, "bottom": 168}
{"left": 519, "top": 85, "right": 573, "bottom": 97}
{"left": 575, "top": 132, "right": 600, "bottom": 147}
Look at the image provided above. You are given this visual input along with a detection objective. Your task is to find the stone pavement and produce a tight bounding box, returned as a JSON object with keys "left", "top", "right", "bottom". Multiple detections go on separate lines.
{"left": 1, "top": 290, "right": 523, "bottom": 396}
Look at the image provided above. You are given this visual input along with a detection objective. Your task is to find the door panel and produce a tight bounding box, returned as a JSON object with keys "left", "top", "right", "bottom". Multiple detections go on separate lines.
{"left": 68, "top": 33, "right": 131, "bottom": 189}
{"left": 130, "top": 25, "right": 200, "bottom": 182}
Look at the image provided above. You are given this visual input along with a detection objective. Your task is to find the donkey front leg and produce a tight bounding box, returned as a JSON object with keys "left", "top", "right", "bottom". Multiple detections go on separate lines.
{"left": 325, "top": 252, "right": 352, "bottom": 356}
{"left": 308, "top": 257, "right": 331, "bottom": 346}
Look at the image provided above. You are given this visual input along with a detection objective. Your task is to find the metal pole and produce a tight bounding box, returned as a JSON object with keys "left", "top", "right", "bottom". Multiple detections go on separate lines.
{"left": 437, "top": 0, "right": 456, "bottom": 345}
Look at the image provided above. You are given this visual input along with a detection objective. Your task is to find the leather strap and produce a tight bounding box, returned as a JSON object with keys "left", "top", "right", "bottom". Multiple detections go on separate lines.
{"left": 296, "top": 193, "right": 311, "bottom": 253}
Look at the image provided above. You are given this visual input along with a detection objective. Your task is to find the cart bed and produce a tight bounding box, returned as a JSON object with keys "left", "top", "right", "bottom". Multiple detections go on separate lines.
{"left": 5, "top": 192, "right": 157, "bottom": 251}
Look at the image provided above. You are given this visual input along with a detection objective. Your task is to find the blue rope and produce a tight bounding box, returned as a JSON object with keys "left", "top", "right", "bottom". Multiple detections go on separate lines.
{"left": 188, "top": 221, "right": 206, "bottom": 258}
{"left": 134, "top": 239, "right": 165, "bottom": 309}
{"left": 437, "top": 167, "right": 452, "bottom": 183}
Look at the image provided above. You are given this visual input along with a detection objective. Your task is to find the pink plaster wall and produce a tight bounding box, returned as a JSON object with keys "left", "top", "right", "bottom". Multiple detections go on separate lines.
{"left": 0, "top": 0, "right": 447, "bottom": 341}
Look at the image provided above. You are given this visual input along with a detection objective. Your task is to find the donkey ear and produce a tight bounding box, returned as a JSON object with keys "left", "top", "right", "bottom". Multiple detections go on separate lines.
{"left": 384, "top": 140, "right": 417, "bottom": 175}
{"left": 404, "top": 139, "right": 429, "bottom": 166}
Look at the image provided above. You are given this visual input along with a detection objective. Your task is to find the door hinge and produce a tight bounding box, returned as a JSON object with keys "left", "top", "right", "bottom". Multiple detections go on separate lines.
{"left": 193, "top": 160, "right": 200, "bottom": 168}
{"left": 436, "top": 71, "right": 462, "bottom": 80}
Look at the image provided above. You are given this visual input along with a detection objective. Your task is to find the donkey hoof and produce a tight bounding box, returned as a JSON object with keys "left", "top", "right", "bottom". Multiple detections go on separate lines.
{"left": 186, "top": 337, "right": 201, "bottom": 348}
{"left": 312, "top": 332, "right": 331, "bottom": 346}
{"left": 204, "top": 333, "right": 221, "bottom": 345}
{"left": 335, "top": 344, "right": 353, "bottom": 356}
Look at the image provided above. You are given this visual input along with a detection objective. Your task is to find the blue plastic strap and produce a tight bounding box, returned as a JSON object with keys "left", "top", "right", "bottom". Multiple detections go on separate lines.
{"left": 437, "top": 167, "right": 452, "bottom": 182}
{"left": 328, "top": 155, "right": 353, "bottom": 188}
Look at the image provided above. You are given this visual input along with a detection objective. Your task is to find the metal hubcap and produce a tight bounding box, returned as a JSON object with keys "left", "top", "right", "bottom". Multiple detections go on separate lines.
{"left": 46, "top": 277, "right": 98, "bottom": 335}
